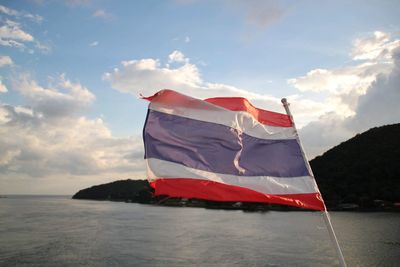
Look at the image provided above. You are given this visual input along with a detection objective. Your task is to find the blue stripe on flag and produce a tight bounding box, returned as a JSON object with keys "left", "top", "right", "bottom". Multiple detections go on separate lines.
{"left": 144, "top": 110, "right": 309, "bottom": 177}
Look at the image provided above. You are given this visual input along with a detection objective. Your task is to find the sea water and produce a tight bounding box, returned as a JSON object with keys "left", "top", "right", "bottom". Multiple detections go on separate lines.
{"left": 0, "top": 196, "right": 399, "bottom": 266}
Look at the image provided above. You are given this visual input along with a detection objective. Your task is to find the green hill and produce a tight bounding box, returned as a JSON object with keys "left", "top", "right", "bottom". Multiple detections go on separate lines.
{"left": 311, "top": 123, "right": 400, "bottom": 209}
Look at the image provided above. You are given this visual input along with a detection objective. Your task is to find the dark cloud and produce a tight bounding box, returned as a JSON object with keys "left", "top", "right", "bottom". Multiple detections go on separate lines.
{"left": 349, "top": 47, "right": 400, "bottom": 132}
{"left": 300, "top": 48, "right": 400, "bottom": 159}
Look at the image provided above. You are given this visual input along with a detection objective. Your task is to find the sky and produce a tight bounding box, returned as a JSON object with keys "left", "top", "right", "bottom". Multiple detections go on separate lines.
{"left": 1, "top": 0, "right": 399, "bottom": 194}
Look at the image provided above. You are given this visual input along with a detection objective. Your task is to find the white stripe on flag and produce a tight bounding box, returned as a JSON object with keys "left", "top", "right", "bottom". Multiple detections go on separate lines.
{"left": 146, "top": 158, "right": 320, "bottom": 195}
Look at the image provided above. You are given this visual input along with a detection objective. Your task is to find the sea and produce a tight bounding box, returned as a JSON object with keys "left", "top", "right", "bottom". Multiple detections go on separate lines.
{"left": 0, "top": 196, "right": 399, "bottom": 267}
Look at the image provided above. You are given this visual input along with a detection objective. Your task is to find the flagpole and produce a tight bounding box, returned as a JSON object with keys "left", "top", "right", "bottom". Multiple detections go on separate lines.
{"left": 281, "top": 98, "right": 347, "bottom": 267}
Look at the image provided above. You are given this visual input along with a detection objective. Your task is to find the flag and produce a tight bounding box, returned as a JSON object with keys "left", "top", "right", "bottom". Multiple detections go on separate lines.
{"left": 143, "top": 89, "right": 325, "bottom": 211}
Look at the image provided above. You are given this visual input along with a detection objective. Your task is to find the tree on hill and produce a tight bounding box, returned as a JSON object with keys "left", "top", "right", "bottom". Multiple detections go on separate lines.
{"left": 311, "top": 123, "right": 400, "bottom": 208}
{"left": 72, "top": 179, "right": 153, "bottom": 203}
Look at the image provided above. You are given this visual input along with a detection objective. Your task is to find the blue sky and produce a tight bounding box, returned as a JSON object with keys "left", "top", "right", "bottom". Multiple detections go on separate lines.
{"left": 1, "top": 0, "right": 399, "bottom": 194}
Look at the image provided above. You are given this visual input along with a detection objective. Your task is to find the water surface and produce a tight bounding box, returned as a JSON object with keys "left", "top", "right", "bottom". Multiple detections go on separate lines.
{"left": 0, "top": 196, "right": 399, "bottom": 266}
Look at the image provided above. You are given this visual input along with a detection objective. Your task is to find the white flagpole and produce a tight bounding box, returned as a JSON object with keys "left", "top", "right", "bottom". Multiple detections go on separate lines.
{"left": 281, "top": 98, "right": 347, "bottom": 267}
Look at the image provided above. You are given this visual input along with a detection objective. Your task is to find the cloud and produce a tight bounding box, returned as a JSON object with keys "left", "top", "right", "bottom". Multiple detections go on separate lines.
{"left": 0, "top": 104, "right": 144, "bottom": 178}
{"left": 0, "top": 4, "right": 43, "bottom": 23}
{"left": 93, "top": 9, "right": 105, "bottom": 17}
{"left": 103, "top": 51, "right": 279, "bottom": 103}
{"left": 0, "top": 55, "right": 13, "bottom": 67}
{"left": 296, "top": 32, "right": 400, "bottom": 158}
{"left": 103, "top": 50, "right": 332, "bottom": 128}
{"left": 34, "top": 41, "right": 51, "bottom": 53}
{"left": 92, "top": 9, "right": 111, "bottom": 19}
{"left": 0, "top": 75, "right": 145, "bottom": 187}
{"left": 12, "top": 74, "right": 95, "bottom": 118}
{"left": 0, "top": 6, "right": 50, "bottom": 53}
{"left": 2, "top": 27, "right": 397, "bottom": 194}
{"left": 0, "top": 19, "right": 34, "bottom": 48}
{"left": 102, "top": 52, "right": 202, "bottom": 97}
{"left": 89, "top": 41, "right": 99, "bottom": 47}
{"left": 288, "top": 64, "right": 380, "bottom": 94}
{"left": 0, "top": 80, "right": 7, "bottom": 93}
{"left": 351, "top": 31, "right": 400, "bottom": 61}
{"left": 0, "top": 55, "right": 12, "bottom": 93}
{"left": 350, "top": 47, "right": 400, "bottom": 132}
{"left": 168, "top": 50, "right": 187, "bottom": 63}
{"left": 288, "top": 31, "right": 398, "bottom": 96}
{"left": 227, "top": 0, "right": 285, "bottom": 28}
{"left": 103, "top": 31, "right": 398, "bottom": 160}
{"left": 298, "top": 112, "right": 355, "bottom": 160}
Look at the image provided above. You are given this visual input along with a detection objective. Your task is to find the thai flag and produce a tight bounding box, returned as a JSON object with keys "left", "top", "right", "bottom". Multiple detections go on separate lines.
{"left": 143, "top": 89, "right": 325, "bottom": 211}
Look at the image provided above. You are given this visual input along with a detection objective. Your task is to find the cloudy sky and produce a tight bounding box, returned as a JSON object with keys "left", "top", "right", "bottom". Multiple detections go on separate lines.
{"left": 1, "top": 0, "right": 399, "bottom": 194}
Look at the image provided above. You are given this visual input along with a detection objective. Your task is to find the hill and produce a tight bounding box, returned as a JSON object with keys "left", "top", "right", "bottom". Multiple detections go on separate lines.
{"left": 311, "top": 123, "right": 400, "bottom": 209}
{"left": 72, "top": 179, "right": 152, "bottom": 203}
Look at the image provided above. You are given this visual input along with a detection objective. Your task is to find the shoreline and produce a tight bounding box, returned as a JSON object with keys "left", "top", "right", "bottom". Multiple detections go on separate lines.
{"left": 71, "top": 196, "right": 400, "bottom": 212}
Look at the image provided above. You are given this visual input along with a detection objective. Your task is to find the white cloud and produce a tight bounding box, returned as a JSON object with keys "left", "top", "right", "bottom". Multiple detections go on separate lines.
{"left": 12, "top": 74, "right": 95, "bottom": 118}
{"left": 89, "top": 41, "right": 98, "bottom": 47}
{"left": 0, "top": 106, "right": 144, "bottom": 177}
{"left": 295, "top": 32, "right": 400, "bottom": 158}
{"left": 0, "top": 55, "right": 13, "bottom": 67}
{"left": 35, "top": 41, "right": 51, "bottom": 53}
{"left": 0, "top": 105, "right": 11, "bottom": 123}
{"left": 288, "top": 40, "right": 395, "bottom": 96}
{"left": 103, "top": 54, "right": 203, "bottom": 97}
{"left": 0, "top": 6, "right": 50, "bottom": 53}
{"left": 299, "top": 49, "right": 400, "bottom": 158}
{"left": 0, "top": 4, "right": 43, "bottom": 23}
{"left": 103, "top": 50, "right": 331, "bottom": 127}
{"left": 288, "top": 65, "right": 377, "bottom": 94}
{"left": 0, "top": 75, "right": 145, "bottom": 191}
{"left": 93, "top": 9, "right": 106, "bottom": 17}
{"left": 168, "top": 50, "right": 187, "bottom": 63}
{"left": 0, "top": 149, "right": 21, "bottom": 166}
{"left": 184, "top": 36, "right": 190, "bottom": 43}
{"left": 105, "top": 32, "right": 400, "bottom": 161}
{"left": 92, "top": 9, "right": 112, "bottom": 19}
{"left": 103, "top": 51, "right": 227, "bottom": 97}
{"left": 0, "top": 80, "right": 7, "bottom": 93}
{"left": 351, "top": 31, "right": 400, "bottom": 61}
{"left": 0, "top": 19, "right": 34, "bottom": 48}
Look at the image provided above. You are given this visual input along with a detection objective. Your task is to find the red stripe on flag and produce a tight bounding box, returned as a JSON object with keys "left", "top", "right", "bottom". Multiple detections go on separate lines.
{"left": 205, "top": 97, "right": 293, "bottom": 127}
{"left": 150, "top": 178, "right": 325, "bottom": 211}
{"left": 143, "top": 89, "right": 292, "bottom": 127}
